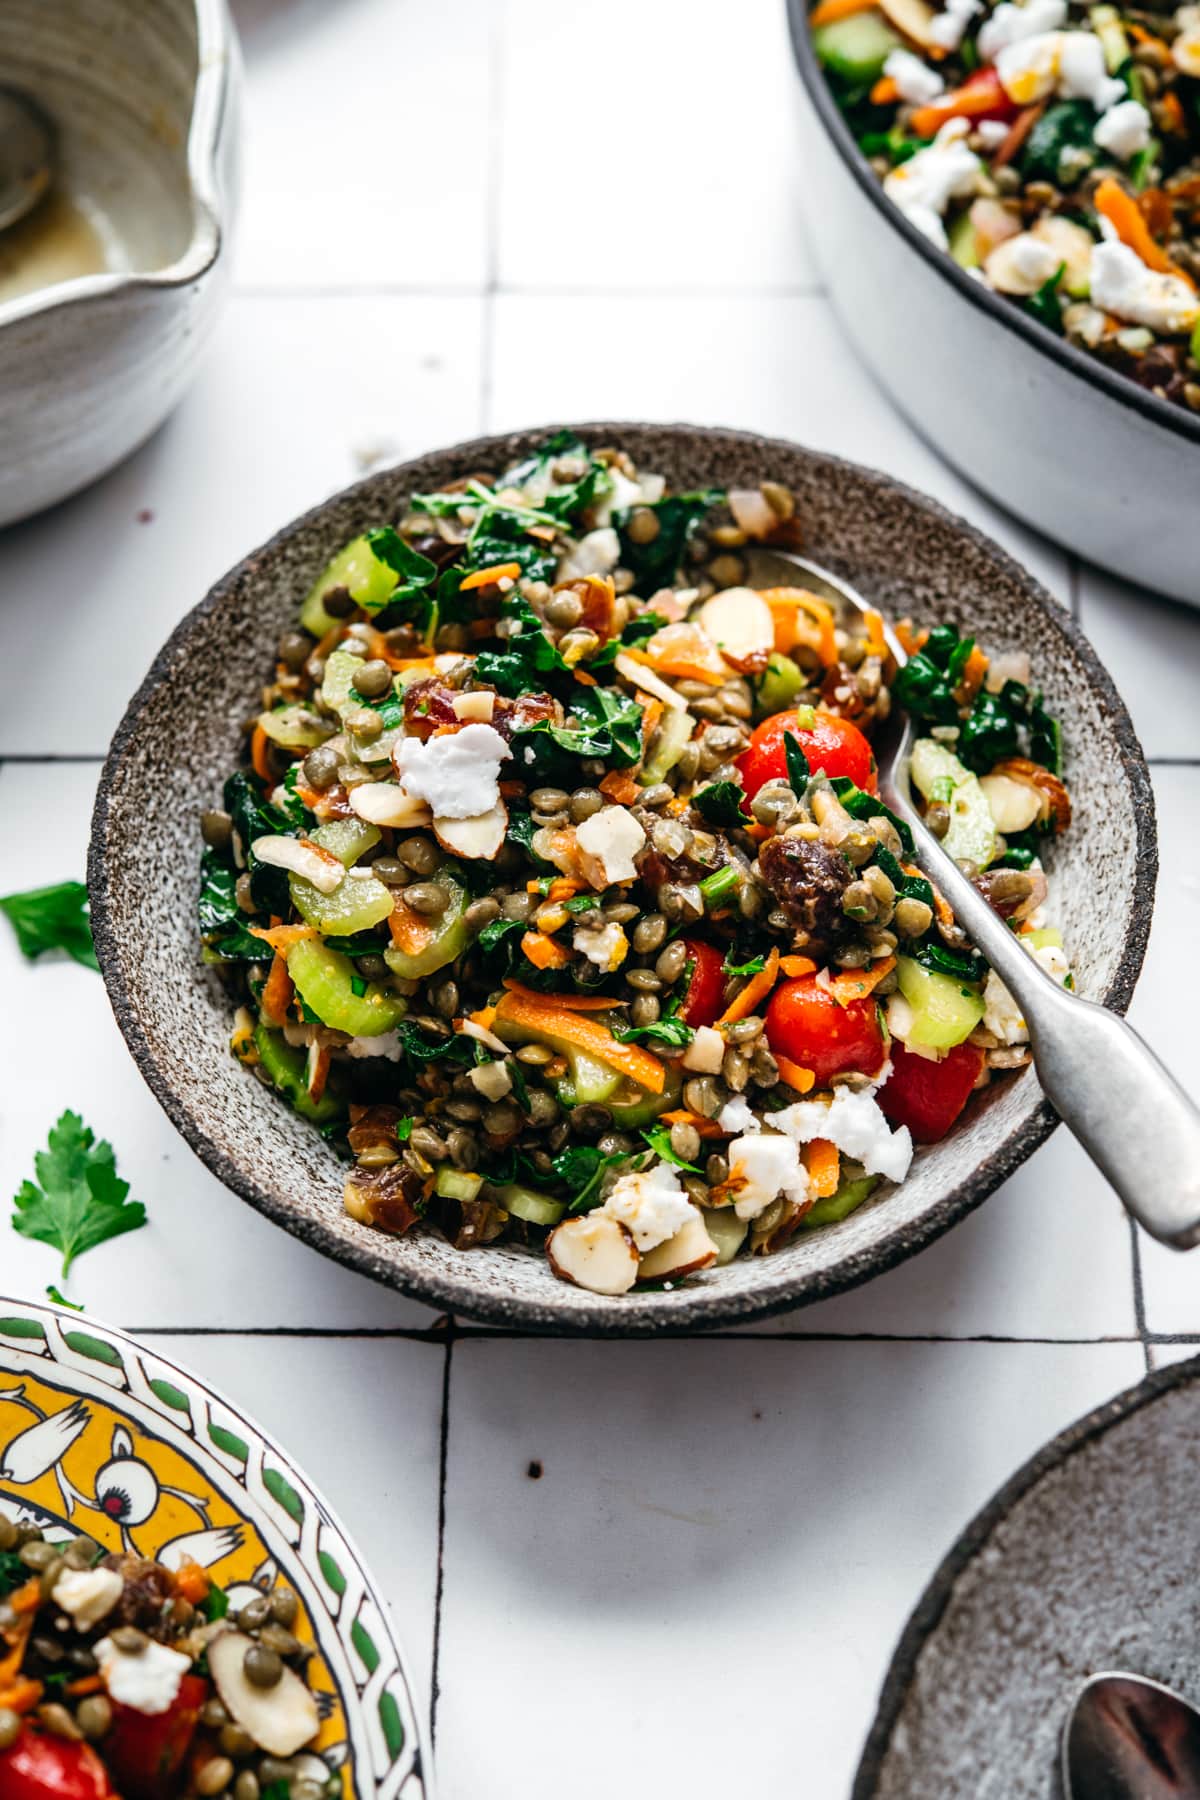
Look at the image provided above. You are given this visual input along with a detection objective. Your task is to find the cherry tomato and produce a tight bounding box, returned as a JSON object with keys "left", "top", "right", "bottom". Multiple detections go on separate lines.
{"left": 764, "top": 976, "right": 886, "bottom": 1086}
{"left": 100, "top": 1674, "right": 207, "bottom": 1800}
{"left": 0, "top": 1732, "right": 116, "bottom": 1800}
{"left": 878, "top": 1042, "right": 986, "bottom": 1144}
{"left": 735, "top": 708, "right": 877, "bottom": 803}
{"left": 677, "top": 938, "right": 727, "bottom": 1028}
{"left": 912, "top": 67, "right": 1019, "bottom": 132}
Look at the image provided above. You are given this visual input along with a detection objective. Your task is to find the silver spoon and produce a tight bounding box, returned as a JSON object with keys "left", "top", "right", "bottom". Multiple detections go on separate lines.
{"left": 1063, "top": 1672, "right": 1200, "bottom": 1798}
{"left": 747, "top": 546, "right": 1200, "bottom": 1250}
{"left": 0, "top": 86, "right": 56, "bottom": 233}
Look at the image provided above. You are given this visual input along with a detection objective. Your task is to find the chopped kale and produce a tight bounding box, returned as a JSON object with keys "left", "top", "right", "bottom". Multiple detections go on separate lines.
{"left": 613, "top": 490, "right": 723, "bottom": 589}
{"left": 692, "top": 781, "right": 752, "bottom": 828}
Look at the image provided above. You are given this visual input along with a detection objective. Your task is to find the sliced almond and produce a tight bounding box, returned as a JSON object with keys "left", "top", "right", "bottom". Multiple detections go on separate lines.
{"left": 879, "top": 0, "right": 939, "bottom": 46}
{"left": 614, "top": 651, "right": 688, "bottom": 710}
{"left": 980, "top": 772, "right": 1042, "bottom": 835}
{"left": 546, "top": 1214, "right": 639, "bottom": 1295}
{"left": 451, "top": 691, "right": 496, "bottom": 723}
{"left": 728, "top": 488, "right": 776, "bottom": 539}
{"left": 990, "top": 757, "right": 1072, "bottom": 834}
{"left": 637, "top": 1213, "right": 717, "bottom": 1282}
{"left": 251, "top": 836, "right": 344, "bottom": 895}
{"left": 433, "top": 801, "right": 508, "bottom": 861}
{"left": 349, "top": 784, "right": 434, "bottom": 829}
{"left": 694, "top": 587, "right": 775, "bottom": 671}
{"left": 207, "top": 1630, "right": 320, "bottom": 1758}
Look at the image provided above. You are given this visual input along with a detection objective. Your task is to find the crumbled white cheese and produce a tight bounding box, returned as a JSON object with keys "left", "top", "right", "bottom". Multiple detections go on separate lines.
{"left": 1089, "top": 237, "right": 1200, "bottom": 333}
{"left": 884, "top": 47, "right": 945, "bottom": 103}
{"left": 682, "top": 1025, "right": 726, "bottom": 1074}
{"left": 726, "top": 1132, "right": 811, "bottom": 1222}
{"left": 982, "top": 970, "right": 1029, "bottom": 1044}
{"left": 601, "top": 1162, "right": 697, "bottom": 1252}
{"left": 573, "top": 921, "right": 628, "bottom": 971}
{"left": 558, "top": 527, "right": 620, "bottom": 580}
{"left": 978, "top": 0, "right": 1066, "bottom": 60}
{"left": 975, "top": 119, "right": 1012, "bottom": 146}
{"left": 883, "top": 120, "right": 981, "bottom": 250}
{"left": 1093, "top": 98, "right": 1152, "bottom": 160}
{"left": 1173, "top": 24, "right": 1200, "bottom": 76}
{"left": 774, "top": 1088, "right": 914, "bottom": 1185}
{"left": 95, "top": 1635, "right": 192, "bottom": 1716}
{"left": 717, "top": 1095, "right": 760, "bottom": 1136}
{"left": 996, "top": 29, "right": 1124, "bottom": 108}
{"left": 995, "top": 31, "right": 1062, "bottom": 103}
{"left": 451, "top": 690, "right": 495, "bottom": 723}
{"left": 53, "top": 1566, "right": 123, "bottom": 1629}
{"left": 342, "top": 1031, "right": 406, "bottom": 1061}
{"left": 1034, "top": 939, "right": 1071, "bottom": 984}
{"left": 885, "top": 992, "right": 943, "bottom": 1062}
{"left": 1058, "top": 30, "right": 1127, "bottom": 108}
{"left": 393, "top": 722, "right": 510, "bottom": 820}
{"left": 929, "top": 0, "right": 982, "bottom": 51}
{"left": 574, "top": 804, "right": 646, "bottom": 886}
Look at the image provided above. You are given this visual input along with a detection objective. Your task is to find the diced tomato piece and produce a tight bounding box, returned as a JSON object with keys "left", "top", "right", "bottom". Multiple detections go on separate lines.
{"left": 764, "top": 976, "right": 886, "bottom": 1086}
{"left": 677, "top": 938, "right": 727, "bottom": 1027}
{"left": 0, "top": 1732, "right": 116, "bottom": 1800}
{"left": 878, "top": 1041, "right": 986, "bottom": 1143}
{"left": 99, "top": 1673, "right": 207, "bottom": 1800}
{"left": 909, "top": 67, "right": 1020, "bottom": 137}
{"left": 735, "top": 708, "right": 877, "bottom": 802}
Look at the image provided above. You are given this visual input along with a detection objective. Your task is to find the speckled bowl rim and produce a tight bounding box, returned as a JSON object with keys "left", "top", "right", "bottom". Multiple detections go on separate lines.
{"left": 88, "top": 421, "right": 1157, "bottom": 1336}
{"left": 851, "top": 1350, "right": 1200, "bottom": 1796}
{"left": 785, "top": 0, "right": 1200, "bottom": 451}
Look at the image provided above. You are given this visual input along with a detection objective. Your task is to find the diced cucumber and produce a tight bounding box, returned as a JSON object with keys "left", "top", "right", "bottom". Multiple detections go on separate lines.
{"left": 802, "top": 1168, "right": 880, "bottom": 1229}
{"left": 257, "top": 705, "right": 334, "bottom": 750}
{"left": 703, "top": 1207, "right": 749, "bottom": 1265}
{"left": 286, "top": 938, "right": 407, "bottom": 1036}
{"left": 312, "top": 818, "right": 381, "bottom": 866}
{"left": 607, "top": 1066, "right": 682, "bottom": 1129}
{"left": 755, "top": 653, "right": 805, "bottom": 717}
{"left": 896, "top": 955, "right": 985, "bottom": 1049}
{"left": 253, "top": 1024, "right": 344, "bottom": 1123}
{"left": 1089, "top": 3, "right": 1129, "bottom": 70}
{"left": 291, "top": 870, "right": 395, "bottom": 936}
{"left": 300, "top": 536, "right": 398, "bottom": 638}
{"left": 641, "top": 707, "right": 695, "bottom": 785}
{"left": 383, "top": 875, "right": 469, "bottom": 980}
{"left": 909, "top": 737, "right": 996, "bottom": 869}
{"left": 436, "top": 1167, "right": 484, "bottom": 1202}
{"left": 497, "top": 1184, "right": 566, "bottom": 1227}
{"left": 813, "top": 10, "right": 900, "bottom": 82}
{"left": 1025, "top": 926, "right": 1062, "bottom": 952}
{"left": 948, "top": 211, "right": 979, "bottom": 272}
{"left": 553, "top": 1050, "right": 626, "bottom": 1108}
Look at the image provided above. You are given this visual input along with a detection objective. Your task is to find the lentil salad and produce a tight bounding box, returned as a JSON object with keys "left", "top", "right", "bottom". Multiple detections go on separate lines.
{"left": 810, "top": 0, "right": 1200, "bottom": 410}
{"left": 198, "top": 434, "right": 1072, "bottom": 1298}
{"left": 0, "top": 1515, "right": 331, "bottom": 1800}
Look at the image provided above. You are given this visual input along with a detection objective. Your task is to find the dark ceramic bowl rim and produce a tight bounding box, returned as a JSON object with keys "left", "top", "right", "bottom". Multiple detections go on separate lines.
{"left": 851, "top": 1349, "right": 1200, "bottom": 1795}
{"left": 89, "top": 421, "right": 1157, "bottom": 1336}
{"left": 785, "top": 0, "right": 1200, "bottom": 451}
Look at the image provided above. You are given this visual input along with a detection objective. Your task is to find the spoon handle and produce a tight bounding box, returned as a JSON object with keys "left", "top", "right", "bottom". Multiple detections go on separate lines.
{"left": 901, "top": 808, "right": 1200, "bottom": 1249}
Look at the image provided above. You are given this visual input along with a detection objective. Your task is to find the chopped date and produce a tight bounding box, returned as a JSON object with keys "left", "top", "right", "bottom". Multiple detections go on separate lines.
{"left": 757, "top": 835, "right": 851, "bottom": 949}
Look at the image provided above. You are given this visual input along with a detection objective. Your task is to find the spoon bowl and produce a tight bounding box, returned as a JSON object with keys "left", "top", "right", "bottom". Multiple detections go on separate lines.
{"left": 0, "top": 86, "right": 55, "bottom": 232}
{"left": 1064, "top": 1673, "right": 1200, "bottom": 1800}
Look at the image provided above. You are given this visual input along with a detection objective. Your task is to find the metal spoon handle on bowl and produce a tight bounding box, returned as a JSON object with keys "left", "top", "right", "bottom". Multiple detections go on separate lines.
{"left": 749, "top": 548, "right": 1200, "bottom": 1251}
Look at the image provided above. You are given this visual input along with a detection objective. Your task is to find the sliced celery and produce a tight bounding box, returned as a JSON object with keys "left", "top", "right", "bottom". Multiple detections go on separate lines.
{"left": 497, "top": 1184, "right": 566, "bottom": 1227}
{"left": 286, "top": 938, "right": 407, "bottom": 1036}
{"left": 896, "top": 955, "right": 985, "bottom": 1049}
{"left": 253, "top": 1024, "right": 343, "bottom": 1123}
{"left": 436, "top": 1167, "right": 484, "bottom": 1202}
{"left": 383, "top": 875, "right": 469, "bottom": 979}
{"left": 300, "top": 536, "right": 398, "bottom": 638}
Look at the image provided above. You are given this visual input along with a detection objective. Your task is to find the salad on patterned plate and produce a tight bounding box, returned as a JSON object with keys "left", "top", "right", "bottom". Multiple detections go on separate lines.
{"left": 197, "top": 434, "right": 1071, "bottom": 1298}
{"left": 811, "top": 0, "right": 1200, "bottom": 410}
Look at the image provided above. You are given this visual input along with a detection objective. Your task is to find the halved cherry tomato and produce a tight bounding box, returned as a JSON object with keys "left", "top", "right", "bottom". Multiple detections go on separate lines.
{"left": 100, "top": 1673, "right": 207, "bottom": 1800}
{"left": 764, "top": 976, "right": 886, "bottom": 1086}
{"left": 908, "top": 67, "right": 1020, "bottom": 138}
{"left": 0, "top": 1731, "right": 116, "bottom": 1800}
{"left": 677, "top": 938, "right": 727, "bottom": 1028}
{"left": 878, "top": 1041, "right": 986, "bottom": 1143}
{"left": 735, "top": 708, "right": 877, "bottom": 803}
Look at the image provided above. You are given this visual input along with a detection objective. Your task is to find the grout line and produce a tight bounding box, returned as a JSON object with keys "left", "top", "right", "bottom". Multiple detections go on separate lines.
{"left": 228, "top": 281, "right": 828, "bottom": 303}
{"left": 1129, "top": 1216, "right": 1152, "bottom": 1375}
{"left": 0, "top": 754, "right": 106, "bottom": 765}
{"left": 127, "top": 1324, "right": 1143, "bottom": 1346}
{"left": 428, "top": 1324, "right": 455, "bottom": 1749}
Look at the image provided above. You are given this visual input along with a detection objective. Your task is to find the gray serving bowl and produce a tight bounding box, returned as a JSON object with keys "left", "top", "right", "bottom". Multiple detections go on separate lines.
{"left": 786, "top": 0, "right": 1200, "bottom": 607}
{"left": 89, "top": 423, "right": 1155, "bottom": 1334}
{"left": 0, "top": 0, "right": 239, "bottom": 527}
{"left": 854, "top": 1352, "right": 1200, "bottom": 1797}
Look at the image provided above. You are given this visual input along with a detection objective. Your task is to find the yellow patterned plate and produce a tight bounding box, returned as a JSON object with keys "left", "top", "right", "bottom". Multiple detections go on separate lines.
{"left": 0, "top": 1296, "right": 430, "bottom": 1800}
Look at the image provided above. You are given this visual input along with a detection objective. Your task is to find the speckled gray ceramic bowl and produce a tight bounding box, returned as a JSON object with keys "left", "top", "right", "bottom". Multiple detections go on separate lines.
{"left": 88, "top": 423, "right": 1156, "bottom": 1334}
{"left": 854, "top": 1353, "right": 1200, "bottom": 1798}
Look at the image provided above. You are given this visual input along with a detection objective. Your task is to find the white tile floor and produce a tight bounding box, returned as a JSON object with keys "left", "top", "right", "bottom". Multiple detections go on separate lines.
{"left": 0, "top": 1, "right": 1197, "bottom": 1795}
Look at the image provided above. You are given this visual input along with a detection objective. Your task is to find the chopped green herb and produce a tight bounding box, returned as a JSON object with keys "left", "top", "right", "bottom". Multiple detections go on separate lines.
{"left": 722, "top": 950, "right": 766, "bottom": 978}
{"left": 784, "top": 732, "right": 810, "bottom": 798}
{"left": 829, "top": 777, "right": 915, "bottom": 858}
{"left": 698, "top": 863, "right": 740, "bottom": 910}
{"left": 613, "top": 490, "right": 723, "bottom": 589}
{"left": 0, "top": 880, "right": 98, "bottom": 971}
{"left": 45, "top": 1284, "right": 83, "bottom": 1311}
{"left": 693, "top": 781, "right": 752, "bottom": 828}
{"left": 641, "top": 1123, "right": 700, "bottom": 1172}
{"left": 12, "top": 1111, "right": 147, "bottom": 1275}
{"left": 614, "top": 994, "right": 693, "bottom": 1049}
{"left": 203, "top": 1583, "right": 231, "bottom": 1622}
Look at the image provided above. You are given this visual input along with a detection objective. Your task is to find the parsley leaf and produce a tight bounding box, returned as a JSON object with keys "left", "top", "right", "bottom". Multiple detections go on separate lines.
{"left": 475, "top": 595, "right": 571, "bottom": 696}
{"left": 0, "top": 880, "right": 98, "bottom": 971}
{"left": 642, "top": 1122, "right": 700, "bottom": 1172}
{"left": 692, "top": 781, "right": 751, "bottom": 828}
{"left": 613, "top": 994, "right": 693, "bottom": 1049}
{"left": 784, "top": 732, "right": 810, "bottom": 798}
{"left": 12, "top": 1111, "right": 147, "bottom": 1275}
{"left": 203, "top": 1583, "right": 231, "bottom": 1622}
{"left": 1023, "top": 260, "right": 1066, "bottom": 334}
{"left": 396, "top": 1021, "right": 477, "bottom": 1071}
{"left": 557, "top": 1146, "right": 630, "bottom": 1214}
{"left": 0, "top": 1550, "right": 27, "bottom": 1599}
{"left": 722, "top": 950, "right": 765, "bottom": 977}
{"left": 45, "top": 1284, "right": 83, "bottom": 1311}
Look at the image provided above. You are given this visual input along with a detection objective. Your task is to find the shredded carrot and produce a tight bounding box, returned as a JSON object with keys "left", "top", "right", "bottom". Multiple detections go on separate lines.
{"left": 314, "top": 621, "right": 345, "bottom": 662}
{"left": 1094, "top": 176, "right": 1196, "bottom": 286}
{"left": 660, "top": 1109, "right": 726, "bottom": 1139}
{"left": 65, "top": 1674, "right": 106, "bottom": 1698}
{"left": 828, "top": 955, "right": 897, "bottom": 1008}
{"left": 809, "top": 0, "right": 876, "bottom": 24}
{"left": 388, "top": 898, "right": 439, "bottom": 955}
{"left": 250, "top": 923, "right": 317, "bottom": 953}
{"left": 804, "top": 1138, "right": 841, "bottom": 1199}
{"left": 774, "top": 1054, "right": 817, "bottom": 1093}
{"left": 172, "top": 1560, "right": 212, "bottom": 1604}
{"left": 744, "top": 821, "right": 772, "bottom": 843}
{"left": 640, "top": 697, "right": 665, "bottom": 752}
{"left": 1128, "top": 21, "right": 1169, "bottom": 47}
{"left": 718, "top": 946, "right": 780, "bottom": 1025}
{"left": 8, "top": 1580, "right": 39, "bottom": 1617}
{"left": 260, "top": 951, "right": 295, "bottom": 1027}
{"left": 521, "top": 931, "right": 571, "bottom": 970}
{"left": 460, "top": 561, "right": 521, "bottom": 591}
{"left": 955, "top": 644, "right": 990, "bottom": 702}
{"left": 494, "top": 990, "right": 665, "bottom": 1092}
{"left": 250, "top": 722, "right": 273, "bottom": 784}
{"left": 905, "top": 863, "right": 953, "bottom": 928}
{"left": 599, "top": 770, "right": 640, "bottom": 804}
{"left": 759, "top": 589, "right": 838, "bottom": 665}
{"left": 573, "top": 668, "right": 598, "bottom": 687}
{"left": 501, "top": 980, "right": 618, "bottom": 1011}
{"left": 0, "top": 1585, "right": 36, "bottom": 1687}
{"left": 870, "top": 74, "right": 900, "bottom": 104}
{"left": 470, "top": 1005, "right": 497, "bottom": 1030}
{"left": 780, "top": 954, "right": 818, "bottom": 977}
{"left": 895, "top": 620, "right": 928, "bottom": 657}
{"left": 863, "top": 609, "right": 887, "bottom": 660}
{"left": 991, "top": 101, "right": 1045, "bottom": 169}
{"left": 0, "top": 1677, "right": 43, "bottom": 1715}
{"left": 525, "top": 877, "right": 580, "bottom": 901}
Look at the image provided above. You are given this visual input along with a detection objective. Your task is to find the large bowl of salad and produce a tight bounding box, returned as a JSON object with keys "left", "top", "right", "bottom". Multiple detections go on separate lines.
{"left": 89, "top": 424, "right": 1155, "bottom": 1333}
{"left": 787, "top": 0, "right": 1200, "bottom": 604}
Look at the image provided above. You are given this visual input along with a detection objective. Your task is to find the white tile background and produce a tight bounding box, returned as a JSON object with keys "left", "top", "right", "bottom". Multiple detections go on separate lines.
{"left": 1, "top": 1, "right": 1197, "bottom": 1795}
